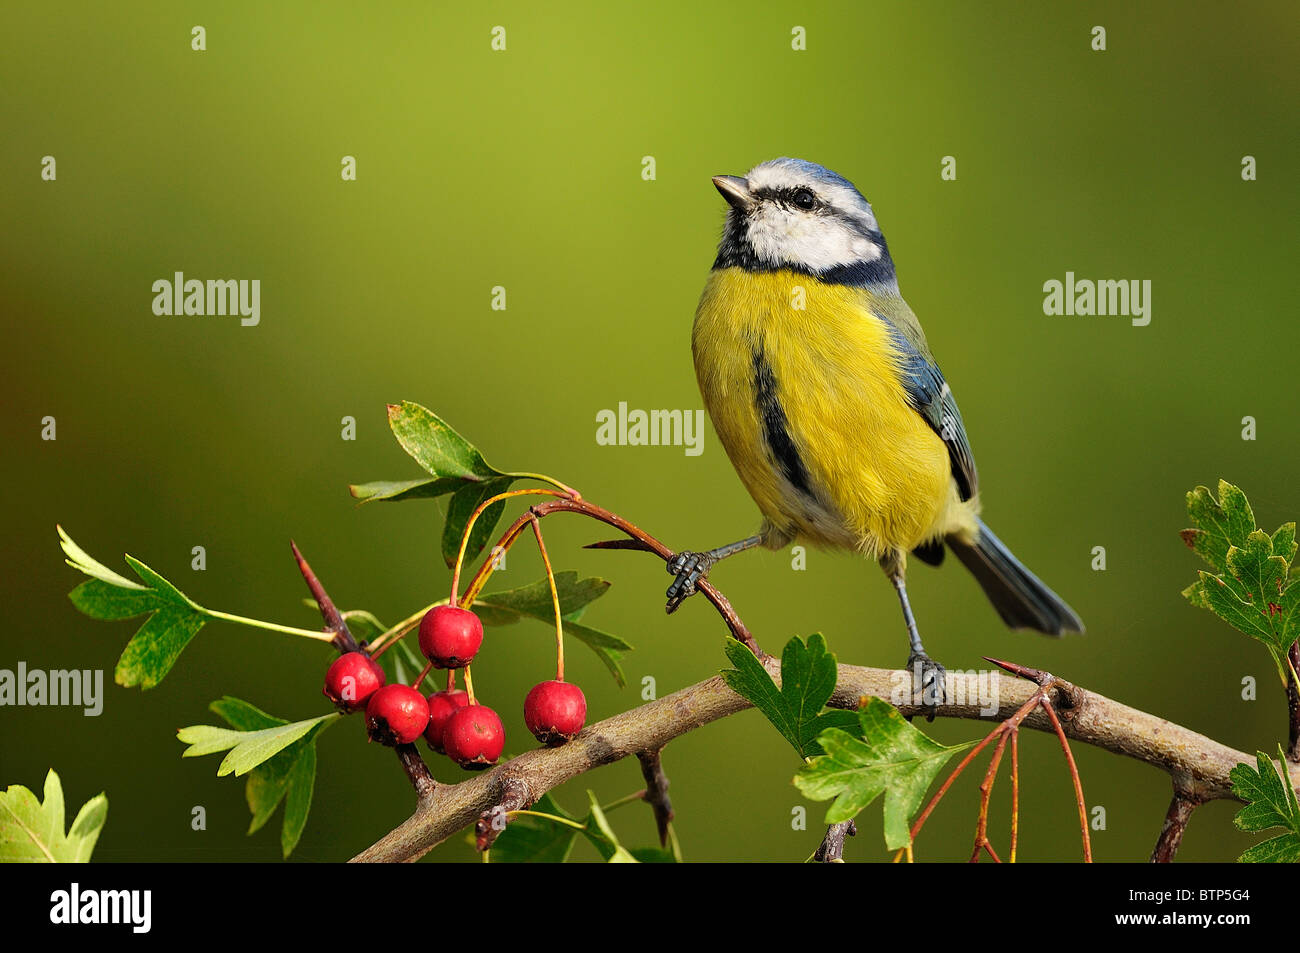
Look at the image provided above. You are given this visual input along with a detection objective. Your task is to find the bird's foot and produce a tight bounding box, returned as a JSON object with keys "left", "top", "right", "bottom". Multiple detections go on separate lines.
{"left": 665, "top": 550, "right": 717, "bottom": 613}
{"left": 906, "top": 651, "right": 947, "bottom": 721}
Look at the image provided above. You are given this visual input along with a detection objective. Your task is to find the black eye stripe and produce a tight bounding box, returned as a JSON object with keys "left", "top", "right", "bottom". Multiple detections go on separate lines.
{"left": 752, "top": 186, "right": 820, "bottom": 209}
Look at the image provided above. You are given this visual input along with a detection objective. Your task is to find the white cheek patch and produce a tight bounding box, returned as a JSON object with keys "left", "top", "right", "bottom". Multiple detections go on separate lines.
{"left": 746, "top": 207, "right": 882, "bottom": 272}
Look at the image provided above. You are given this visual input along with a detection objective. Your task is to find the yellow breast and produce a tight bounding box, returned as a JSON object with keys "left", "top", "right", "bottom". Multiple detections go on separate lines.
{"left": 692, "top": 268, "right": 962, "bottom": 556}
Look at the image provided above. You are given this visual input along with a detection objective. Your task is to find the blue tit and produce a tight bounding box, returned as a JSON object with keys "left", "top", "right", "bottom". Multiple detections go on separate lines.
{"left": 667, "top": 157, "right": 1083, "bottom": 708}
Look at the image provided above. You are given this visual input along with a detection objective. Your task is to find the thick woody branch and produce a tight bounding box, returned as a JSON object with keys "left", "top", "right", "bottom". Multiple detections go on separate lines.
{"left": 352, "top": 660, "right": 1298, "bottom": 863}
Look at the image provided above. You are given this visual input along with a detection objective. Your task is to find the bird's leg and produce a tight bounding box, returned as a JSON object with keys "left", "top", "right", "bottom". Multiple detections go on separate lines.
{"left": 665, "top": 535, "right": 764, "bottom": 613}
{"left": 884, "top": 558, "right": 946, "bottom": 719}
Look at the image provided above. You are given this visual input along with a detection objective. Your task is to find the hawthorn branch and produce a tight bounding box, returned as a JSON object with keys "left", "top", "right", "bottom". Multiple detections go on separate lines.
{"left": 395, "top": 743, "right": 437, "bottom": 803}
{"left": 1150, "top": 788, "right": 1203, "bottom": 863}
{"left": 813, "top": 821, "right": 856, "bottom": 862}
{"left": 352, "top": 659, "right": 1300, "bottom": 863}
{"left": 637, "top": 748, "right": 674, "bottom": 847}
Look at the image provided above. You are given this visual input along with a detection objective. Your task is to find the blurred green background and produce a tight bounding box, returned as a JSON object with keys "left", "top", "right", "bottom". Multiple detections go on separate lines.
{"left": 2, "top": 1, "right": 1296, "bottom": 863}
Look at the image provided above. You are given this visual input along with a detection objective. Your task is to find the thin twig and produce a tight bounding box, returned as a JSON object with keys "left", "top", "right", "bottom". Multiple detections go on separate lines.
{"left": 813, "top": 821, "right": 856, "bottom": 862}
{"left": 970, "top": 733, "right": 1009, "bottom": 862}
{"left": 1042, "top": 697, "right": 1092, "bottom": 863}
{"left": 636, "top": 748, "right": 674, "bottom": 847}
{"left": 457, "top": 497, "right": 762, "bottom": 656}
{"left": 1150, "top": 789, "right": 1203, "bottom": 863}
{"left": 395, "top": 744, "right": 436, "bottom": 803}
{"left": 1009, "top": 731, "right": 1020, "bottom": 863}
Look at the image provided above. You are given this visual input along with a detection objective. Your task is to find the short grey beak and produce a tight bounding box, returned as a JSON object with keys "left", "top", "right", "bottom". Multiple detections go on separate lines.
{"left": 712, "top": 175, "right": 752, "bottom": 211}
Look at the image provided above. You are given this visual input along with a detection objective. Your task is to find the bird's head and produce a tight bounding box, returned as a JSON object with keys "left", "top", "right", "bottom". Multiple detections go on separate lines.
{"left": 711, "top": 157, "right": 894, "bottom": 286}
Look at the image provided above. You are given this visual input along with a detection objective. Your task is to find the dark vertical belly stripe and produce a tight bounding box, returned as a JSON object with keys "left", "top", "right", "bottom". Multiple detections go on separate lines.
{"left": 752, "top": 348, "right": 815, "bottom": 500}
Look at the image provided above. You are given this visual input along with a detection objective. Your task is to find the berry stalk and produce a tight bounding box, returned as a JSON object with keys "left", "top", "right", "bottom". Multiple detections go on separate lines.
{"left": 529, "top": 515, "right": 565, "bottom": 682}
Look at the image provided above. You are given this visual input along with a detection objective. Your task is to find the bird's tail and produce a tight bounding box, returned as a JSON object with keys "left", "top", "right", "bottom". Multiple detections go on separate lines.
{"left": 948, "top": 519, "right": 1084, "bottom": 636}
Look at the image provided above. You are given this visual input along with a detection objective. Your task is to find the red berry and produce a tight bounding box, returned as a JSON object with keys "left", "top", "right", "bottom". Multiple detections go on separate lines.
{"left": 365, "top": 684, "right": 430, "bottom": 746}
{"left": 424, "top": 689, "right": 470, "bottom": 752}
{"left": 419, "top": 606, "right": 483, "bottom": 669}
{"left": 323, "top": 651, "right": 386, "bottom": 712}
{"left": 442, "top": 705, "right": 504, "bottom": 769}
{"left": 523, "top": 680, "right": 587, "bottom": 745}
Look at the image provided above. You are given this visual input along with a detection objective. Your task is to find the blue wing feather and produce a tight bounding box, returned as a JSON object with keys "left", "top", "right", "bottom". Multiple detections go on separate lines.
{"left": 878, "top": 320, "right": 979, "bottom": 501}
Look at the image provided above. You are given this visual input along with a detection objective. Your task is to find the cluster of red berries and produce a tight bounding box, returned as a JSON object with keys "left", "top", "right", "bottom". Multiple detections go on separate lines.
{"left": 322, "top": 604, "right": 587, "bottom": 769}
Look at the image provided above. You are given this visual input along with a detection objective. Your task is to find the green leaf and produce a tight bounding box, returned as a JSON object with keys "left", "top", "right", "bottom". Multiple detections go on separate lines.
{"left": 58, "top": 525, "right": 146, "bottom": 590}
{"left": 476, "top": 573, "right": 631, "bottom": 687}
{"left": 0, "top": 769, "right": 107, "bottom": 863}
{"left": 178, "top": 711, "right": 339, "bottom": 778}
{"left": 721, "top": 633, "right": 861, "bottom": 759}
{"left": 795, "top": 698, "right": 971, "bottom": 850}
{"left": 68, "top": 578, "right": 165, "bottom": 620}
{"left": 209, "top": 696, "right": 283, "bottom": 731}
{"left": 1182, "top": 484, "right": 1300, "bottom": 685}
{"left": 349, "top": 477, "right": 467, "bottom": 504}
{"left": 441, "top": 476, "right": 514, "bottom": 568}
{"left": 61, "top": 529, "right": 211, "bottom": 689}
{"left": 474, "top": 572, "right": 611, "bottom": 620}
{"left": 387, "top": 401, "right": 507, "bottom": 482}
{"left": 392, "top": 650, "right": 410, "bottom": 687}
{"left": 206, "top": 697, "right": 324, "bottom": 859}
{"left": 332, "top": 608, "right": 386, "bottom": 644}
{"left": 1272, "top": 522, "right": 1298, "bottom": 564}
{"left": 585, "top": 791, "right": 637, "bottom": 863}
{"left": 279, "top": 745, "right": 316, "bottom": 858}
{"left": 1183, "top": 480, "right": 1257, "bottom": 573}
{"left": 123, "top": 554, "right": 197, "bottom": 608}
{"left": 1230, "top": 747, "right": 1300, "bottom": 863}
{"left": 348, "top": 402, "right": 512, "bottom": 506}
{"left": 113, "top": 606, "right": 208, "bottom": 690}
{"left": 488, "top": 794, "right": 580, "bottom": 863}
{"left": 628, "top": 846, "right": 678, "bottom": 863}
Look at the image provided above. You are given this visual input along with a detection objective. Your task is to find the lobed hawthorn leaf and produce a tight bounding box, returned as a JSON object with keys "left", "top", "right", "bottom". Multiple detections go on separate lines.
{"left": 475, "top": 573, "right": 631, "bottom": 687}
{"left": 795, "top": 699, "right": 971, "bottom": 850}
{"left": 1182, "top": 480, "right": 1257, "bottom": 575}
{"left": 0, "top": 769, "right": 107, "bottom": 863}
{"left": 60, "top": 528, "right": 211, "bottom": 689}
{"left": 203, "top": 697, "right": 325, "bottom": 858}
{"left": 721, "top": 633, "right": 860, "bottom": 759}
{"left": 1181, "top": 483, "right": 1300, "bottom": 685}
{"left": 1229, "top": 747, "right": 1300, "bottom": 864}
{"left": 178, "top": 710, "right": 339, "bottom": 779}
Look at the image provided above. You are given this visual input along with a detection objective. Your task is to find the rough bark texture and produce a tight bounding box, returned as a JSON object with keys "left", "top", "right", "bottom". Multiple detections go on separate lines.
{"left": 351, "top": 660, "right": 1296, "bottom": 862}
